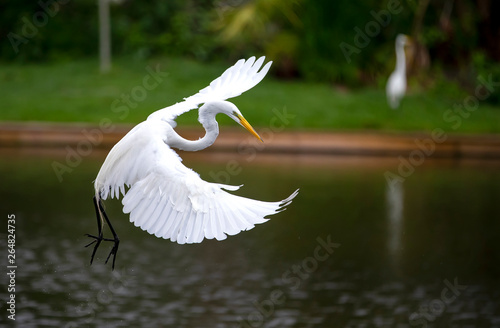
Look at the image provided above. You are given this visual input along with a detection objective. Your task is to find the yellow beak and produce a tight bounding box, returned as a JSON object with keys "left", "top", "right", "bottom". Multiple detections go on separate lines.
{"left": 237, "top": 114, "right": 263, "bottom": 142}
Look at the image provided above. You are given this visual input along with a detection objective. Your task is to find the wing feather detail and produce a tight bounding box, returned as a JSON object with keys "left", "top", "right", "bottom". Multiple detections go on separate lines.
{"left": 147, "top": 56, "right": 272, "bottom": 125}
{"left": 117, "top": 136, "right": 299, "bottom": 244}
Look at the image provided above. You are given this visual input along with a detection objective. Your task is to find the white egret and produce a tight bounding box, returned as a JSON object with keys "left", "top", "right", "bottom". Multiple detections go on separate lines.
{"left": 386, "top": 34, "right": 410, "bottom": 109}
{"left": 86, "top": 56, "right": 299, "bottom": 269}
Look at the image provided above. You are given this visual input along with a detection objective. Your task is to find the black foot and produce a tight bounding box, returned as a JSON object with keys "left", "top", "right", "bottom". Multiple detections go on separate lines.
{"left": 85, "top": 233, "right": 119, "bottom": 268}
{"left": 86, "top": 195, "right": 120, "bottom": 270}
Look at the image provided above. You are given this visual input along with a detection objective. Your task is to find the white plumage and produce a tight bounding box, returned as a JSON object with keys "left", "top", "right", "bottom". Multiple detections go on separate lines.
{"left": 91, "top": 56, "right": 298, "bottom": 253}
{"left": 386, "top": 34, "right": 410, "bottom": 109}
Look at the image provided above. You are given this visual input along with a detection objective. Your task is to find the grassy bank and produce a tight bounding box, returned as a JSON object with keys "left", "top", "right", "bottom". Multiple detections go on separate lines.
{"left": 1, "top": 56, "right": 499, "bottom": 133}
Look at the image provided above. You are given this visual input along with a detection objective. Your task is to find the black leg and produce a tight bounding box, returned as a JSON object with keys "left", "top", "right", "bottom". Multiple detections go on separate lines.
{"left": 85, "top": 195, "right": 104, "bottom": 262}
{"left": 85, "top": 195, "right": 120, "bottom": 270}
{"left": 98, "top": 197, "right": 120, "bottom": 269}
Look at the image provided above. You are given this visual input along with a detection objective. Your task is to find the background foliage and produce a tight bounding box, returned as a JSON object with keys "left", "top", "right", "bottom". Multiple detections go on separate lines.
{"left": 1, "top": 0, "right": 499, "bottom": 102}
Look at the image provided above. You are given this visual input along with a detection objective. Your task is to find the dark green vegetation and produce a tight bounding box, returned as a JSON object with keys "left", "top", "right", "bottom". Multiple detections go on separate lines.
{"left": 3, "top": 0, "right": 500, "bottom": 93}
{"left": 2, "top": 1, "right": 499, "bottom": 132}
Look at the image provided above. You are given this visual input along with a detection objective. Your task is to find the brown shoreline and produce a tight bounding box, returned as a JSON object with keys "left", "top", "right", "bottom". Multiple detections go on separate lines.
{"left": 1, "top": 121, "right": 500, "bottom": 160}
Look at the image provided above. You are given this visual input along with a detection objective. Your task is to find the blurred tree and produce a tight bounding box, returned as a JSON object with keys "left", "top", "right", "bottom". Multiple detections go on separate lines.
{"left": 213, "top": 0, "right": 302, "bottom": 77}
{"left": 99, "top": 0, "right": 112, "bottom": 72}
{"left": 1, "top": 0, "right": 98, "bottom": 61}
{"left": 0, "top": 0, "right": 498, "bottom": 103}
{"left": 114, "top": 0, "right": 219, "bottom": 60}
{"left": 409, "top": 0, "right": 431, "bottom": 74}
{"left": 476, "top": 0, "right": 500, "bottom": 61}
{"left": 297, "top": 0, "right": 388, "bottom": 84}
{"left": 411, "top": 0, "right": 500, "bottom": 102}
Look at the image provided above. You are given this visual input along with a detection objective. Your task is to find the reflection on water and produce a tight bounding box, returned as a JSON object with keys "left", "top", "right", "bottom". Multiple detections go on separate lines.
{"left": 386, "top": 180, "right": 404, "bottom": 269}
{"left": 1, "top": 150, "right": 500, "bottom": 327}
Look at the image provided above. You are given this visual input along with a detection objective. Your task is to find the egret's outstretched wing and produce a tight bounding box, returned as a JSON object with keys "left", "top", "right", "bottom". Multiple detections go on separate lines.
{"left": 123, "top": 170, "right": 298, "bottom": 244}
{"left": 96, "top": 121, "right": 298, "bottom": 245}
{"left": 120, "top": 138, "right": 297, "bottom": 244}
{"left": 185, "top": 56, "right": 272, "bottom": 104}
{"left": 148, "top": 56, "right": 272, "bottom": 125}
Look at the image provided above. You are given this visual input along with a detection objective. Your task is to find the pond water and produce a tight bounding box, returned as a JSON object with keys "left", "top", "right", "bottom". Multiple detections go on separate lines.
{"left": 1, "top": 149, "right": 500, "bottom": 327}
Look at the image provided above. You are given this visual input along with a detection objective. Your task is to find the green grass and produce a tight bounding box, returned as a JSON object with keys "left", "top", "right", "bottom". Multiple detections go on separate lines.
{"left": 1, "top": 56, "right": 499, "bottom": 134}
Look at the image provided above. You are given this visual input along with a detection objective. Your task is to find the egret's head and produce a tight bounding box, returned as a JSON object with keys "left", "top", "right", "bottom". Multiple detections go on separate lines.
{"left": 204, "top": 100, "right": 262, "bottom": 142}
{"left": 227, "top": 104, "right": 263, "bottom": 143}
{"left": 396, "top": 34, "right": 411, "bottom": 47}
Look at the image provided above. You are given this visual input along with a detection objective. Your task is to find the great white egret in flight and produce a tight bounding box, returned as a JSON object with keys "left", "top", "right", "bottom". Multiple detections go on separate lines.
{"left": 386, "top": 34, "right": 410, "bottom": 109}
{"left": 86, "top": 56, "right": 299, "bottom": 269}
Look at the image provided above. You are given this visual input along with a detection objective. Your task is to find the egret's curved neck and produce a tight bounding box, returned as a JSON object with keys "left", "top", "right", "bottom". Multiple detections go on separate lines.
{"left": 395, "top": 42, "right": 406, "bottom": 74}
{"left": 166, "top": 105, "right": 220, "bottom": 152}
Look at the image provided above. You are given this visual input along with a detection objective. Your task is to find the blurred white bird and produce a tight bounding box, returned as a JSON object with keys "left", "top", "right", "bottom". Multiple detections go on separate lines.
{"left": 386, "top": 34, "right": 410, "bottom": 109}
{"left": 86, "top": 56, "right": 299, "bottom": 269}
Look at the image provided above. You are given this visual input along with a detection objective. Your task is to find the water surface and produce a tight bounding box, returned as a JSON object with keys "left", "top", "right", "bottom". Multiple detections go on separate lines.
{"left": 1, "top": 150, "right": 499, "bottom": 327}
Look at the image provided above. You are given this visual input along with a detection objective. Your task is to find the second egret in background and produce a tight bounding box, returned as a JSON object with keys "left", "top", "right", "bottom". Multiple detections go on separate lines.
{"left": 386, "top": 34, "right": 411, "bottom": 109}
